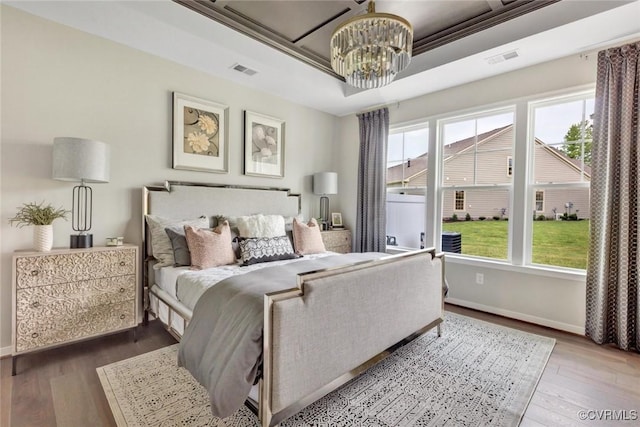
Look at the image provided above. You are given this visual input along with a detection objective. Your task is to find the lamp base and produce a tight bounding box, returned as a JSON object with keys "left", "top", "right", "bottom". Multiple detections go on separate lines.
{"left": 71, "top": 234, "right": 93, "bottom": 249}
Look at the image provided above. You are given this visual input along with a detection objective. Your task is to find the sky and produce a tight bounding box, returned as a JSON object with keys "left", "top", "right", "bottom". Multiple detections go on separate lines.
{"left": 388, "top": 98, "right": 595, "bottom": 164}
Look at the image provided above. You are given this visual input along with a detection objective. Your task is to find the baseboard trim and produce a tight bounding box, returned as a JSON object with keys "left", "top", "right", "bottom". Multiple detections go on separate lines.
{"left": 1, "top": 345, "right": 12, "bottom": 358}
{"left": 446, "top": 297, "right": 585, "bottom": 335}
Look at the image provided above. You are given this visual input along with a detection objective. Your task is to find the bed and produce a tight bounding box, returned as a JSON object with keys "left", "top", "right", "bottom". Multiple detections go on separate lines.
{"left": 142, "top": 181, "right": 445, "bottom": 427}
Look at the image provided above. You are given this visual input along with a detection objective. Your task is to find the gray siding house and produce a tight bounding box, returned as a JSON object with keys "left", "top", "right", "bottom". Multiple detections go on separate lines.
{"left": 387, "top": 125, "right": 590, "bottom": 220}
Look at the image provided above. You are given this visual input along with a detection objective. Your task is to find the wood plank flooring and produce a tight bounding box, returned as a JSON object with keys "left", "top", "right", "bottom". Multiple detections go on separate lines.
{"left": 1, "top": 305, "right": 639, "bottom": 426}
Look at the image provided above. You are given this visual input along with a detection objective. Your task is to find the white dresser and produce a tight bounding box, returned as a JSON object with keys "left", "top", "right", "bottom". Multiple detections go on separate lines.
{"left": 11, "top": 245, "right": 138, "bottom": 375}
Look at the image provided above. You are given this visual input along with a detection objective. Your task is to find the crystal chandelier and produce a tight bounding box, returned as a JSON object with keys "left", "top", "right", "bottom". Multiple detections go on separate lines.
{"left": 330, "top": 0, "right": 413, "bottom": 89}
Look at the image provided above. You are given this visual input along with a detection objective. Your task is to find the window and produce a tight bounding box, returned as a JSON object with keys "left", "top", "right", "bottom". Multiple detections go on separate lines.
{"left": 454, "top": 191, "right": 465, "bottom": 210}
{"left": 392, "top": 87, "right": 592, "bottom": 272}
{"left": 386, "top": 125, "right": 429, "bottom": 249}
{"left": 441, "top": 109, "right": 514, "bottom": 260}
{"left": 529, "top": 92, "right": 593, "bottom": 269}
{"left": 535, "top": 190, "right": 544, "bottom": 212}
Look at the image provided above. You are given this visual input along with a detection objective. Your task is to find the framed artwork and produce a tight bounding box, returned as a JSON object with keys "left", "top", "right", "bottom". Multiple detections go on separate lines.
{"left": 331, "top": 212, "right": 343, "bottom": 228}
{"left": 173, "top": 92, "right": 229, "bottom": 173}
{"left": 244, "top": 110, "right": 285, "bottom": 178}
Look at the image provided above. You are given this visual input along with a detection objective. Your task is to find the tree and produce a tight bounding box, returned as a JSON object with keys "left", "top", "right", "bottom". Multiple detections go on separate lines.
{"left": 561, "top": 120, "right": 592, "bottom": 165}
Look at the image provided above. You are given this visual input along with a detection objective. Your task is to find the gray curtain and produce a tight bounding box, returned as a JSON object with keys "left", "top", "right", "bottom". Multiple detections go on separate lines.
{"left": 355, "top": 108, "right": 389, "bottom": 252}
{"left": 586, "top": 41, "right": 640, "bottom": 352}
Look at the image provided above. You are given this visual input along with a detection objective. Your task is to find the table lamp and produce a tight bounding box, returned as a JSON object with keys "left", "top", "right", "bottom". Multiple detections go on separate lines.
{"left": 53, "top": 137, "right": 110, "bottom": 248}
{"left": 313, "top": 172, "right": 338, "bottom": 226}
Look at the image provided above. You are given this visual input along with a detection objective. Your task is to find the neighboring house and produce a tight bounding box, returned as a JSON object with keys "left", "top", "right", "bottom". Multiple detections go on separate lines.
{"left": 387, "top": 125, "right": 590, "bottom": 220}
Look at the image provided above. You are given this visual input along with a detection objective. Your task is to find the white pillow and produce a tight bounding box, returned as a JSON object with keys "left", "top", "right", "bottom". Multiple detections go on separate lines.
{"left": 146, "top": 215, "right": 209, "bottom": 268}
{"left": 236, "top": 214, "right": 286, "bottom": 238}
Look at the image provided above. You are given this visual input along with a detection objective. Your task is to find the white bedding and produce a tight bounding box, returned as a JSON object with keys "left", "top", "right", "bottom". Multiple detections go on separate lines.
{"left": 159, "top": 253, "right": 335, "bottom": 311}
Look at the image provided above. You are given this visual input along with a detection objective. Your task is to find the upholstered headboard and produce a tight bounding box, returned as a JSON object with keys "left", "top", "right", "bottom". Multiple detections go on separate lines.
{"left": 141, "top": 181, "right": 301, "bottom": 307}
{"left": 143, "top": 181, "right": 301, "bottom": 222}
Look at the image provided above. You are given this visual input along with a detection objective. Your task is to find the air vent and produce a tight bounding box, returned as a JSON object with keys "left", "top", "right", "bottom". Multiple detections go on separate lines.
{"left": 231, "top": 63, "right": 258, "bottom": 76}
{"left": 485, "top": 50, "right": 520, "bottom": 65}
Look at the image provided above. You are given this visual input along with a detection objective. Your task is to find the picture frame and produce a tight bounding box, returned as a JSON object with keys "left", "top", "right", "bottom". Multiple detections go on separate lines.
{"left": 331, "top": 212, "right": 343, "bottom": 228}
{"left": 244, "top": 110, "right": 285, "bottom": 178}
{"left": 172, "top": 92, "right": 229, "bottom": 173}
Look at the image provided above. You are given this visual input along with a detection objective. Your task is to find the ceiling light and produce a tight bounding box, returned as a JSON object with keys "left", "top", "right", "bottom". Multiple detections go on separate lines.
{"left": 330, "top": 0, "right": 413, "bottom": 89}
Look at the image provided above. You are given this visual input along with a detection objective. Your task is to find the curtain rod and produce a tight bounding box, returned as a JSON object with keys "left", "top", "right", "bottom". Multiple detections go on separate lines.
{"left": 357, "top": 101, "right": 400, "bottom": 115}
{"left": 578, "top": 35, "right": 640, "bottom": 60}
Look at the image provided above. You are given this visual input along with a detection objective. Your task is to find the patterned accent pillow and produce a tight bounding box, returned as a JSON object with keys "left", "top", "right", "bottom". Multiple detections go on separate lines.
{"left": 239, "top": 236, "right": 299, "bottom": 266}
{"left": 146, "top": 215, "right": 209, "bottom": 268}
{"left": 236, "top": 214, "right": 286, "bottom": 238}
{"left": 184, "top": 221, "right": 236, "bottom": 270}
{"left": 292, "top": 217, "right": 326, "bottom": 255}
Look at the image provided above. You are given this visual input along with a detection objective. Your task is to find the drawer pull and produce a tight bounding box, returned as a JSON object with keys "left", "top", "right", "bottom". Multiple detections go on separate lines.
{"left": 119, "top": 314, "right": 126, "bottom": 320}
{"left": 31, "top": 332, "right": 39, "bottom": 338}
{"left": 31, "top": 301, "right": 40, "bottom": 308}
{"left": 119, "top": 261, "right": 126, "bottom": 266}
{"left": 119, "top": 287, "right": 126, "bottom": 293}
{"left": 30, "top": 270, "right": 39, "bottom": 276}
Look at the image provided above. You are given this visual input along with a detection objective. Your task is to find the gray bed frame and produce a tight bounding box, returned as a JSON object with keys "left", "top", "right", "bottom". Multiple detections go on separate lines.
{"left": 142, "top": 181, "right": 445, "bottom": 427}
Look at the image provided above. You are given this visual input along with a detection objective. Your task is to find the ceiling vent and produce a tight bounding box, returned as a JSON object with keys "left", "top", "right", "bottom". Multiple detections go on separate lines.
{"left": 231, "top": 63, "right": 258, "bottom": 76}
{"left": 485, "top": 50, "right": 520, "bottom": 65}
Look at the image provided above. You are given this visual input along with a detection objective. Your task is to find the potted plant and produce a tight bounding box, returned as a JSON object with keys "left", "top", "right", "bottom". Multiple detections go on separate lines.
{"left": 9, "top": 201, "right": 69, "bottom": 251}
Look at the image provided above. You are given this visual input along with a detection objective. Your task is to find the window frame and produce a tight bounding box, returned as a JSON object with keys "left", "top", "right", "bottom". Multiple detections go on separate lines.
{"left": 535, "top": 190, "right": 544, "bottom": 213}
{"left": 389, "top": 85, "right": 593, "bottom": 276}
{"left": 454, "top": 190, "right": 465, "bottom": 211}
{"left": 525, "top": 90, "right": 593, "bottom": 269}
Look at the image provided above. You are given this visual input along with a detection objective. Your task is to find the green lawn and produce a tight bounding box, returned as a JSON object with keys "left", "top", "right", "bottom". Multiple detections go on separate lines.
{"left": 442, "top": 219, "right": 589, "bottom": 269}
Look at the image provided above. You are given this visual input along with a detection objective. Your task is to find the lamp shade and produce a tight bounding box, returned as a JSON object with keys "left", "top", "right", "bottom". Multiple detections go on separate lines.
{"left": 313, "top": 172, "right": 338, "bottom": 195}
{"left": 52, "top": 137, "right": 110, "bottom": 183}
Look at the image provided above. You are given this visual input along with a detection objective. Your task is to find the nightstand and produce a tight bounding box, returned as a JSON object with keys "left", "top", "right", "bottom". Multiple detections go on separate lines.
{"left": 321, "top": 229, "right": 352, "bottom": 254}
{"left": 11, "top": 245, "right": 138, "bottom": 375}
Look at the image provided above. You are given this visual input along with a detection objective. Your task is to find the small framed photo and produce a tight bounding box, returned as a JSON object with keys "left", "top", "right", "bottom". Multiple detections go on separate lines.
{"left": 331, "top": 212, "right": 343, "bottom": 228}
{"left": 173, "top": 92, "right": 229, "bottom": 173}
{"left": 244, "top": 110, "right": 285, "bottom": 178}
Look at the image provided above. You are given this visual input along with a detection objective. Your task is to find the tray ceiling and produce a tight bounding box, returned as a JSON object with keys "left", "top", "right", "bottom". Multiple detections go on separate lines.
{"left": 175, "top": 0, "right": 559, "bottom": 79}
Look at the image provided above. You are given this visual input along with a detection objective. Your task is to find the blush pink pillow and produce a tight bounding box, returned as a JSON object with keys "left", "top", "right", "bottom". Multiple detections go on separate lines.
{"left": 184, "top": 221, "right": 236, "bottom": 269}
{"left": 292, "top": 217, "right": 326, "bottom": 255}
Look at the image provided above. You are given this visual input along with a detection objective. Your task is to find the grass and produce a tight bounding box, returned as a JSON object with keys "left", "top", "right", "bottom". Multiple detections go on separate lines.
{"left": 442, "top": 219, "right": 589, "bottom": 269}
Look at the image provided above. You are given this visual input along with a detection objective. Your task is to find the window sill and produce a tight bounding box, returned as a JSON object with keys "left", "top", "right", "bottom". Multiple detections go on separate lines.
{"left": 444, "top": 253, "right": 586, "bottom": 281}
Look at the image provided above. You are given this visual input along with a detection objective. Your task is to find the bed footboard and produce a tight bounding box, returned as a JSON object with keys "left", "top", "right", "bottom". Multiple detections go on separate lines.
{"left": 261, "top": 248, "right": 444, "bottom": 427}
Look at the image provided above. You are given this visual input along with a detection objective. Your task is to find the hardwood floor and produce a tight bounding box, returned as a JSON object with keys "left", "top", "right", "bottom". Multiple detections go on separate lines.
{"left": 1, "top": 305, "right": 639, "bottom": 426}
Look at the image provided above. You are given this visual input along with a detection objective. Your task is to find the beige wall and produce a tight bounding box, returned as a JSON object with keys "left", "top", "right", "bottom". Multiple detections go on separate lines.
{"left": 0, "top": 6, "right": 339, "bottom": 353}
{"left": 337, "top": 53, "right": 597, "bottom": 334}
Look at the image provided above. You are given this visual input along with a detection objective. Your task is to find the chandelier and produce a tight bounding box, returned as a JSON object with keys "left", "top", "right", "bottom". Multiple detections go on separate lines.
{"left": 330, "top": 0, "right": 413, "bottom": 89}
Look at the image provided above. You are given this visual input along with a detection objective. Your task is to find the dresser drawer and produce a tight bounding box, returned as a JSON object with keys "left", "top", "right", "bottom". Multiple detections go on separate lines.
{"left": 15, "top": 300, "right": 135, "bottom": 352}
{"left": 15, "top": 248, "right": 136, "bottom": 289}
{"left": 16, "top": 275, "right": 136, "bottom": 318}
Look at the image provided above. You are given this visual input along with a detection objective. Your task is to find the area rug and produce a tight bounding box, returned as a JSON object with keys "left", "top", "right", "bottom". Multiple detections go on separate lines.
{"left": 97, "top": 312, "right": 554, "bottom": 427}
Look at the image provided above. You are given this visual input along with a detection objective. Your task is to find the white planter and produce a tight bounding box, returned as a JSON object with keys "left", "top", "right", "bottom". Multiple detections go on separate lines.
{"left": 33, "top": 225, "right": 53, "bottom": 252}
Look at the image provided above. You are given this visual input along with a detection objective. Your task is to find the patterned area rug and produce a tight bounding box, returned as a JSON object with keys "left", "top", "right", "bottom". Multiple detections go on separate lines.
{"left": 97, "top": 313, "right": 554, "bottom": 426}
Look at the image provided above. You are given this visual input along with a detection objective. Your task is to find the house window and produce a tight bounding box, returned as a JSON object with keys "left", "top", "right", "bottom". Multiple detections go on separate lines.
{"left": 441, "top": 108, "right": 514, "bottom": 260}
{"left": 535, "top": 190, "right": 544, "bottom": 212}
{"left": 386, "top": 125, "right": 429, "bottom": 249}
{"left": 454, "top": 191, "right": 465, "bottom": 210}
{"left": 529, "top": 92, "right": 593, "bottom": 269}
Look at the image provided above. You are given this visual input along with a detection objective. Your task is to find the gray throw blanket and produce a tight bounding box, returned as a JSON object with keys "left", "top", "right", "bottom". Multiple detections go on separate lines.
{"left": 177, "top": 253, "right": 384, "bottom": 418}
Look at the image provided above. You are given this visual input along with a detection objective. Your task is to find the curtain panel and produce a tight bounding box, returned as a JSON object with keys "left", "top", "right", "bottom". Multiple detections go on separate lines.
{"left": 586, "top": 41, "right": 640, "bottom": 352}
{"left": 355, "top": 108, "right": 389, "bottom": 253}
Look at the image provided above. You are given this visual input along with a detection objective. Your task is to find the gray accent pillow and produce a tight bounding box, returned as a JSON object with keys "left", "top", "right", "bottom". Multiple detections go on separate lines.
{"left": 145, "top": 215, "right": 209, "bottom": 268}
{"left": 239, "top": 236, "right": 299, "bottom": 266}
{"left": 165, "top": 226, "right": 191, "bottom": 267}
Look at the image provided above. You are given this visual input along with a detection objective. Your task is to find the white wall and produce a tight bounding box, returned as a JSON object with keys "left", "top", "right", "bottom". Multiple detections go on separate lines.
{"left": 336, "top": 54, "right": 598, "bottom": 334}
{"left": 0, "top": 6, "right": 339, "bottom": 353}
